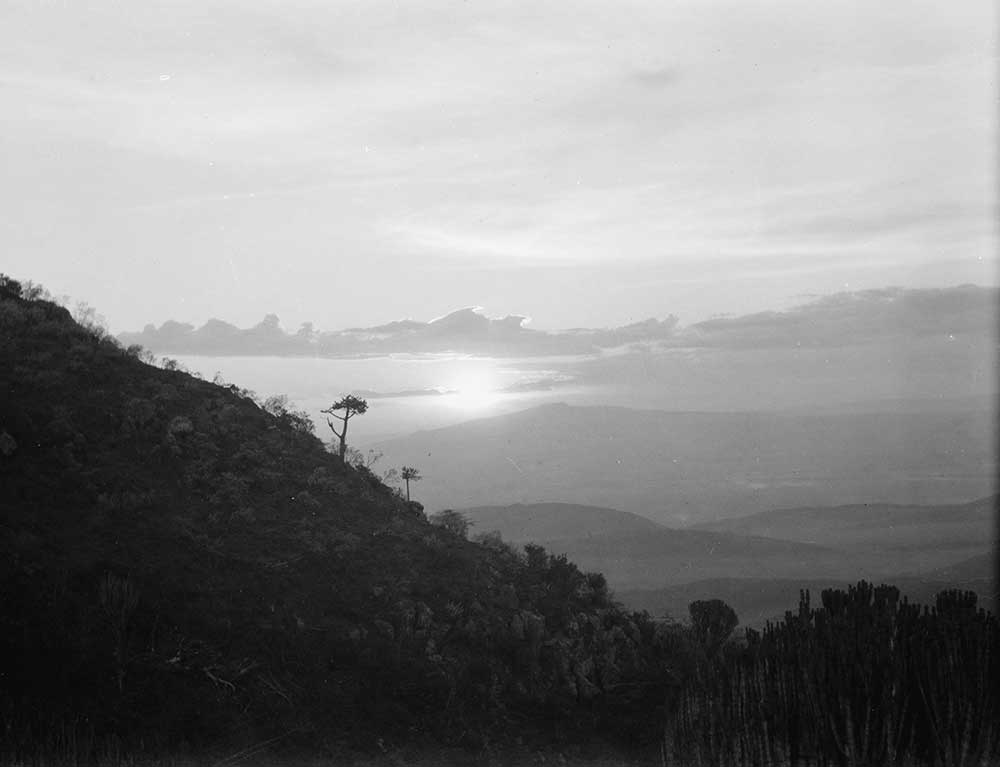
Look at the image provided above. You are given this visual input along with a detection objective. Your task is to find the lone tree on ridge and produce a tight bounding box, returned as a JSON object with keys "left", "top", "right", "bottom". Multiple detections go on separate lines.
{"left": 322, "top": 395, "right": 368, "bottom": 460}
{"left": 400, "top": 466, "right": 422, "bottom": 502}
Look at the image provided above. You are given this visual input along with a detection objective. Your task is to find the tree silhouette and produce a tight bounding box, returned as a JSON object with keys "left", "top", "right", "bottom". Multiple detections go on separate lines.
{"left": 429, "top": 509, "right": 468, "bottom": 538}
{"left": 401, "top": 466, "right": 422, "bottom": 502}
{"left": 321, "top": 395, "right": 368, "bottom": 460}
{"left": 0, "top": 274, "right": 23, "bottom": 300}
{"left": 688, "top": 599, "right": 738, "bottom": 656}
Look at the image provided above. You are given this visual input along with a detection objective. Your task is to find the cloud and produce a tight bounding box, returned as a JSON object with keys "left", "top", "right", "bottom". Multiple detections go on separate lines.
{"left": 681, "top": 285, "right": 998, "bottom": 349}
{"left": 630, "top": 66, "right": 680, "bottom": 89}
{"left": 350, "top": 376, "right": 573, "bottom": 400}
{"left": 541, "top": 286, "right": 999, "bottom": 413}
{"left": 121, "top": 285, "right": 996, "bottom": 361}
{"left": 115, "top": 285, "right": 997, "bottom": 416}
{"left": 759, "top": 200, "right": 995, "bottom": 248}
{"left": 118, "top": 305, "right": 679, "bottom": 357}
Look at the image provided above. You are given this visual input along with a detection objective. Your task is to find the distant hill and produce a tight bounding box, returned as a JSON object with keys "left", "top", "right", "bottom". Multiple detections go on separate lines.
{"left": 692, "top": 496, "right": 996, "bottom": 573}
{"left": 465, "top": 501, "right": 996, "bottom": 621}
{"left": 786, "top": 394, "right": 998, "bottom": 415}
{"left": 374, "top": 403, "right": 997, "bottom": 525}
{"left": 456, "top": 502, "right": 902, "bottom": 591}
{"left": 619, "top": 504, "right": 996, "bottom": 626}
{"left": 462, "top": 502, "right": 669, "bottom": 541}
{"left": 911, "top": 552, "right": 995, "bottom": 584}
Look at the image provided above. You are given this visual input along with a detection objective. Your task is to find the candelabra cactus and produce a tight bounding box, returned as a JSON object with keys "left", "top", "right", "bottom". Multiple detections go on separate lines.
{"left": 665, "top": 581, "right": 997, "bottom": 766}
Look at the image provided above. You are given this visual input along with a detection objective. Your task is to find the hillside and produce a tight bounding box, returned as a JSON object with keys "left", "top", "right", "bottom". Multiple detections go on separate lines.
{"left": 372, "top": 403, "right": 996, "bottom": 525}
{"left": 0, "top": 278, "right": 679, "bottom": 757}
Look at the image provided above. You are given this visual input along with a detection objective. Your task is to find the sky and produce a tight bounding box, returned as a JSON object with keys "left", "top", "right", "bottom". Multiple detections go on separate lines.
{"left": 2, "top": 0, "right": 996, "bottom": 333}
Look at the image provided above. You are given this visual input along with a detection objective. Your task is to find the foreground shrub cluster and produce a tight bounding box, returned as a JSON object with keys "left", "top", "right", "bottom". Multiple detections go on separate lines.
{"left": 667, "top": 582, "right": 998, "bottom": 766}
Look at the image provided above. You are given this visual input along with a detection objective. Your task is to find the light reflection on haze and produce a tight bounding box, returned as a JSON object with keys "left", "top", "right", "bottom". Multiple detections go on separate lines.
{"left": 174, "top": 353, "right": 574, "bottom": 442}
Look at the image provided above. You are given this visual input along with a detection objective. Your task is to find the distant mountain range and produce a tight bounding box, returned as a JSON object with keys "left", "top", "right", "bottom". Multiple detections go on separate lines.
{"left": 460, "top": 500, "right": 997, "bottom": 626}
{"left": 461, "top": 502, "right": 857, "bottom": 590}
{"left": 375, "top": 403, "right": 997, "bottom": 525}
{"left": 913, "top": 552, "right": 994, "bottom": 583}
{"left": 692, "top": 496, "right": 996, "bottom": 552}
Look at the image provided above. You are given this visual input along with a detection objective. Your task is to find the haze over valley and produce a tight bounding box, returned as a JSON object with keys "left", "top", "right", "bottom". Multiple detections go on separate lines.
{"left": 115, "top": 284, "right": 998, "bottom": 611}
{"left": 109, "top": 285, "right": 999, "bottom": 633}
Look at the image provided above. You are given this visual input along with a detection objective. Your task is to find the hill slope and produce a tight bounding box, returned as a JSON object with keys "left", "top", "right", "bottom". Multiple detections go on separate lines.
{"left": 372, "top": 403, "right": 996, "bottom": 525}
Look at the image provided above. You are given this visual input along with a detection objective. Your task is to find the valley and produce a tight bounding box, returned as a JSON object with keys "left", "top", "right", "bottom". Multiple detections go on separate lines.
{"left": 459, "top": 499, "right": 997, "bottom": 626}
{"left": 374, "top": 403, "right": 997, "bottom": 525}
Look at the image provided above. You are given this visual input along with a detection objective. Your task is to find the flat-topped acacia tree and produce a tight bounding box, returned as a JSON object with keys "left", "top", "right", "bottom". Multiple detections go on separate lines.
{"left": 321, "top": 395, "right": 368, "bottom": 460}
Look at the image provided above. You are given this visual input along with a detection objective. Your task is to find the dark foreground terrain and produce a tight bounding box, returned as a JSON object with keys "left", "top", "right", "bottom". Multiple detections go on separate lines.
{"left": 1, "top": 275, "right": 996, "bottom": 766}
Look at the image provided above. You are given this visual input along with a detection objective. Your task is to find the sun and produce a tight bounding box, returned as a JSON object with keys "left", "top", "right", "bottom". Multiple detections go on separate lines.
{"left": 446, "top": 370, "right": 500, "bottom": 411}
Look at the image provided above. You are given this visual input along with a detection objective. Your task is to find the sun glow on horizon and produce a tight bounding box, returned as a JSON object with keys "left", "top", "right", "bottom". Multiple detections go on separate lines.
{"left": 445, "top": 369, "right": 501, "bottom": 411}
